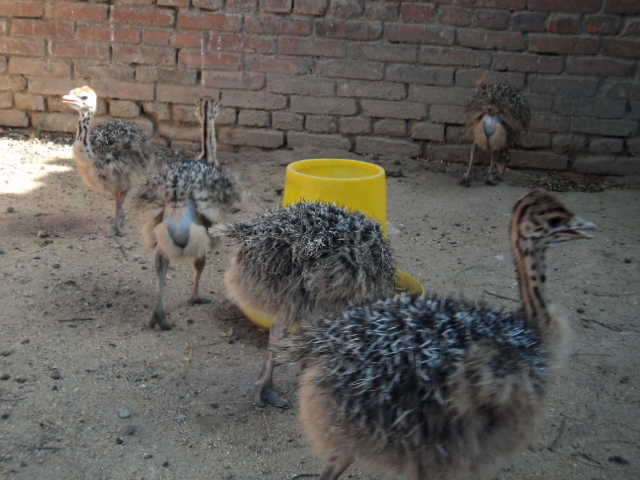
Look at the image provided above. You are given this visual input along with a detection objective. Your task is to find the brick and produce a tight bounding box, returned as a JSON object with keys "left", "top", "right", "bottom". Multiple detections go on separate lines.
{"left": 161, "top": 0, "right": 191, "bottom": 6}
{"left": 586, "top": 15, "right": 622, "bottom": 35}
{"left": 339, "top": 116, "right": 371, "bottom": 135}
{"left": 279, "top": 37, "right": 345, "bottom": 57}
{"left": 628, "top": 138, "right": 640, "bottom": 157}
{"left": 290, "top": 95, "right": 357, "bottom": 115}
{"left": 0, "top": 1, "right": 43, "bottom": 18}
{"left": 272, "top": 111, "right": 304, "bottom": 130}
{"left": 337, "top": 80, "right": 406, "bottom": 101}
{"left": 221, "top": 90, "right": 287, "bottom": 110}
{"left": 109, "top": 100, "right": 140, "bottom": 118}
{"left": 572, "top": 156, "right": 640, "bottom": 175}
{"left": 177, "top": 11, "right": 242, "bottom": 31}
{"left": 554, "top": 97, "right": 627, "bottom": 119}
{"left": 15, "top": 92, "right": 43, "bottom": 111}
{"left": 268, "top": 76, "right": 334, "bottom": 96}
{"left": 239, "top": 109, "right": 270, "bottom": 127}
{"left": 329, "top": 0, "right": 363, "bottom": 18}
{"left": 142, "top": 30, "right": 171, "bottom": 46}
{"left": 0, "top": 109, "right": 29, "bottom": 127}
{"left": 428, "top": 144, "right": 468, "bottom": 163}
{"left": 142, "top": 102, "right": 171, "bottom": 121}
{"left": 76, "top": 62, "right": 133, "bottom": 82}
{"left": 287, "top": 131, "right": 351, "bottom": 150}
{"left": 203, "top": 71, "right": 265, "bottom": 90}
{"left": 159, "top": 123, "right": 200, "bottom": 142}
{"left": 374, "top": 118, "right": 406, "bottom": 137}
{"left": 529, "top": 75, "right": 598, "bottom": 97}
{"left": 456, "top": 70, "right": 525, "bottom": 89}
{"left": 318, "top": 60, "right": 384, "bottom": 81}
{"left": 519, "top": 131, "right": 550, "bottom": 149}
{"left": 31, "top": 112, "right": 76, "bottom": 132}
{"left": 510, "top": 150, "right": 568, "bottom": 170}
{"left": 11, "top": 19, "right": 74, "bottom": 39}
{"left": 219, "top": 126, "right": 284, "bottom": 148}
{"left": 364, "top": 3, "right": 399, "bottom": 22}
{"left": 440, "top": 7, "right": 472, "bottom": 27}
{"left": 260, "top": 0, "right": 292, "bottom": 14}
{"left": 408, "top": 85, "right": 473, "bottom": 106}
{"left": 603, "top": 80, "right": 640, "bottom": 100}
{"left": 456, "top": 0, "right": 526, "bottom": 8}
{"left": 386, "top": 24, "right": 455, "bottom": 45}
{"left": 572, "top": 117, "right": 637, "bottom": 137}
{"left": 0, "top": 74, "right": 25, "bottom": 93}
{"left": 90, "top": 80, "right": 155, "bottom": 102}
{"left": 172, "top": 104, "right": 199, "bottom": 124}
{"left": 192, "top": 0, "right": 224, "bottom": 10}
{"left": 226, "top": 0, "right": 259, "bottom": 13}
{"left": 50, "top": 41, "right": 110, "bottom": 59}
{"left": 171, "top": 32, "right": 204, "bottom": 49}
{"left": 178, "top": 51, "right": 242, "bottom": 71}
{"left": 602, "top": 38, "right": 640, "bottom": 59}
{"left": 419, "top": 46, "right": 491, "bottom": 68}
{"left": 529, "top": 113, "right": 570, "bottom": 134}
{"left": 0, "top": 92, "right": 12, "bottom": 109}
{"left": 604, "top": 0, "right": 640, "bottom": 15}
{"left": 475, "top": 10, "right": 510, "bottom": 30}
{"left": 528, "top": 0, "right": 600, "bottom": 13}
{"left": 621, "top": 19, "right": 639, "bottom": 36}
{"left": 245, "top": 55, "right": 313, "bottom": 74}
{"left": 44, "top": 2, "right": 107, "bottom": 22}
{"left": 589, "top": 137, "right": 625, "bottom": 155}
{"left": 386, "top": 65, "right": 454, "bottom": 86}
{"left": 361, "top": 100, "right": 425, "bottom": 120}
{"left": 411, "top": 122, "right": 445, "bottom": 142}
{"left": 210, "top": 33, "right": 276, "bottom": 54}
{"left": 429, "top": 104, "right": 466, "bottom": 124}
{"left": 530, "top": 34, "right": 600, "bottom": 54}
{"left": 355, "top": 136, "right": 422, "bottom": 157}
{"left": 552, "top": 134, "right": 587, "bottom": 154}
{"left": 566, "top": 57, "right": 635, "bottom": 77}
{"left": 315, "top": 19, "right": 382, "bottom": 40}
{"left": 349, "top": 43, "right": 417, "bottom": 64}
{"left": 27, "top": 76, "right": 76, "bottom": 95}
{"left": 512, "top": 12, "right": 547, "bottom": 32}
{"left": 548, "top": 14, "right": 582, "bottom": 35}
{"left": 157, "top": 84, "right": 216, "bottom": 104}
{"left": 400, "top": 4, "right": 435, "bottom": 23}
{"left": 111, "top": 6, "right": 175, "bottom": 27}
{"left": 245, "top": 15, "right": 312, "bottom": 35}
{"left": 77, "top": 25, "right": 141, "bottom": 44}
{"left": 458, "top": 29, "right": 525, "bottom": 50}
{"left": 114, "top": 46, "right": 175, "bottom": 67}
{"left": 294, "top": 0, "right": 328, "bottom": 16}
{"left": 493, "top": 52, "right": 564, "bottom": 73}
{"left": 0, "top": 37, "right": 45, "bottom": 56}
{"left": 306, "top": 115, "right": 338, "bottom": 134}
{"left": 8, "top": 57, "right": 70, "bottom": 77}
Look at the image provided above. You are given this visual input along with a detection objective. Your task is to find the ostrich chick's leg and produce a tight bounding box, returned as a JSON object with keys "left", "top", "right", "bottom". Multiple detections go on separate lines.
{"left": 188, "top": 256, "right": 211, "bottom": 305}
{"left": 108, "top": 190, "right": 127, "bottom": 237}
{"left": 255, "top": 320, "right": 290, "bottom": 408}
{"left": 485, "top": 149, "right": 501, "bottom": 186}
{"left": 150, "top": 249, "right": 172, "bottom": 330}
{"left": 460, "top": 143, "right": 480, "bottom": 187}
{"left": 318, "top": 453, "right": 355, "bottom": 480}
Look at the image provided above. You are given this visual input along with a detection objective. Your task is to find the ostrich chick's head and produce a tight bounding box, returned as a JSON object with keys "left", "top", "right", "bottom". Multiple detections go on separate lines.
{"left": 62, "top": 86, "right": 98, "bottom": 114}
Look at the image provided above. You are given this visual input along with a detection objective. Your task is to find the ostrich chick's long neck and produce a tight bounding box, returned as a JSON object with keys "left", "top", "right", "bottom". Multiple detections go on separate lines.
{"left": 197, "top": 99, "right": 218, "bottom": 166}
{"left": 75, "top": 110, "right": 96, "bottom": 162}
{"left": 513, "top": 232, "right": 549, "bottom": 325}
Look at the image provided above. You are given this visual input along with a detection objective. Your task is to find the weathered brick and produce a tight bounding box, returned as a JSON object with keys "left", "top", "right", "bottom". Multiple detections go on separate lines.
{"left": 602, "top": 38, "right": 640, "bottom": 59}
{"left": 178, "top": 51, "right": 242, "bottom": 70}
{"left": 290, "top": 95, "right": 357, "bottom": 115}
{"left": 411, "top": 122, "right": 445, "bottom": 142}
{"left": 589, "top": 137, "right": 625, "bottom": 155}
{"left": 279, "top": 37, "right": 345, "bottom": 57}
{"left": 429, "top": 104, "right": 466, "bottom": 124}
{"left": 192, "top": 0, "right": 224, "bottom": 10}
{"left": 364, "top": 3, "right": 398, "bottom": 22}
{"left": 547, "top": 14, "right": 582, "bottom": 34}
{"left": 31, "top": 112, "right": 76, "bottom": 132}
{"left": 27, "top": 76, "right": 76, "bottom": 95}
{"left": 0, "top": 74, "right": 26, "bottom": 92}
{"left": 509, "top": 150, "right": 568, "bottom": 170}
{"left": 408, "top": 85, "right": 473, "bottom": 106}
{"left": 261, "top": 0, "right": 292, "bottom": 14}
{"left": 219, "top": 126, "right": 284, "bottom": 148}
{"left": 306, "top": 114, "right": 338, "bottom": 134}
{"left": 0, "top": 109, "right": 29, "bottom": 127}
{"left": 0, "top": 37, "right": 45, "bottom": 56}
{"left": 203, "top": 71, "right": 265, "bottom": 90}
{"left": 573, "top": 156, "right": 639, "bottom": 175}
{"left": 493, "top": 52, "right": 563, "bottom": 73}
{"left": 512, "top": 12, "right": 547, "bottom": 32}
{"left": 142, "top": 30, "right": 171, "bottom": 46}
{"left": 157, "top": 84, "right": 215, "bottom": 104}
{"left": 161, "top": 0, "right": 191, "bottom": 7}
{"left": 400, "top": 4, "right": 435, "bottom": 23}
{"left": 318, "top": 60, "right": 384, "bottom": 81}
{"left": 226, "top": 0, "right": 259, "bottom": 13}
{"left": 456, "top": 0, "right": 526, "bottom": 9}
{"left": 9, "top": 57, "right": 70, "bottom": 76}
{"left": 211, "top": 33, "right": 276, "bottom": 54}
{"left": 50, "top": 41, "right": 109, "bottom": 59}
{"left": 171, "top": 32, "right": 204, "bottom": 49}
{"left": 177, "top": 11, "right": 242, "bottom": 31}
{"left": 628, "top": 138, "right": 640, "bottom": 157}
{"left": 222, "top": 90, "right": 287, "bottom": 110}
{"left": 337, "top": 79, "right": 405, "bottom": 101}
{"left": 427, "top": 144, "right": 468, "bottom": 163}
{"left": 458, "top": 29, "right": 525, "bottom": 50}
{"left": 111, "top": 6, "right": 175, "bottom": 27}
{"left": 361, "top": 100, "right": 425, "bottom": 120}
{"left": 244, "top": 15, "right": 312, "bottom": 35}
{"left": 339, "top": 116, "right": 371, "bottom": 135}
{"left": 566, "top": 57, "right": 635, "bottom": 77}
{"left": 386, "top": 24, "right": 455, "bottom": 45}
{"left": 159, "top": 123, "right": 200, "bottom": 142}
{"left": 386, "top": 65, "right": 454, "bottom": 86}
{"left": 288, "top": 131, "right": 351, "bottom": 150}
{"left": 475, "top": 10, "right": 510, "bottom": 30}
{"left": 268, "top": 76, "right": 335, "bottom": 96}
{"left": 355, "top": 136, "right": 422, "bottom": 157}
{"left": 439, "top": 7, "right": 472, "bottom": 27}
{"left": 603, "top": 80, "right": 640, "bottom": 100}
{"left": 142, "top": 102, "right": 171, "bottom": 121}
{"left": 315, "top": 19, "right": 382, "bottom": 40}
{"left": 239, "top": 109, "right": 271, "bottom": 127}
{"left": 529, "top": 75, "right": 598, "bottom": 97}
{"left": 554, "top": 97, "right": 627, "bottom": 119}
{"left": 349, "top": 43, "right": 417, "bottom": 63}
{"left": 0, "top": 1, "right": 43, "bottom": 18}
{"left": 374, "top": 118, "right": 406, "bottom": 137}
{"left": 90, "top": 80, "right": 155, "bottom": 102}
{"left": 552, "top": 133, "right": 587, "bottom": 154}
{"left": 77, "top": 25, "right": 140, "bottom": 44}
{"left": 419, "top": 46, "right": 491, "bottom": 68}
{"left": 604, "top": 0, "right": 640, "bottom": 15}
{"left": 530, "top": 112, "right": 571, "bottom": 133}
{"left": 14, "top": 92, "right": 43, "bottom": 111}
{"left": 172, "top": 103, "right": 199, "bottom": 124}
{"left": 529, "top": 34, "right": 600, "bottom": 54}
{"left": 519, "top": 131, "right": 550, "bottom": 149}
{"left": 456, "top": 70, "right": 525, "bottom": 89}
{"left": 528, "top": 0, "right": 600, "bottom": 13}
{"left": 11, "top": 19, "right": 74, "bottom": 39}
{"left": 272, "top": 111, "right": 304, "bottom": 130}
{"left": 109, "top": 100, "right": 140, "bottom": 118}
{"left": 572, "top": 117, "right": 637, "bottom": 137}
{"left": 245, "top": 55, "right": 313, "bottom": 74}
{"left": 114, "top": 46, "right": 175, "bottom": 67}
{"left": 586, "top": 15, "right": 622, "bottom": 35}
{"left": 0, "top": 92, "right": 12, "bottom": 109}
{"left": 45, "top": 2, "right": 107, "bottom": 21}
{"left": 293, "top": 0, "right": 328, "bottom": 16}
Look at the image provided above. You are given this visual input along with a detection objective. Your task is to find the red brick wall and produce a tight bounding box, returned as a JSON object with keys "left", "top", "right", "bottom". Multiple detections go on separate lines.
{"left": 0, "top": 0, "right": 638, "bottom": 175}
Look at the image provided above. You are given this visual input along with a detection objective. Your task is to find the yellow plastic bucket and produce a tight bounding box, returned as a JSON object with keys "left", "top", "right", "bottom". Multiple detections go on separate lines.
{"left": 283, "top": 159, "right": 388, "bottom": 237}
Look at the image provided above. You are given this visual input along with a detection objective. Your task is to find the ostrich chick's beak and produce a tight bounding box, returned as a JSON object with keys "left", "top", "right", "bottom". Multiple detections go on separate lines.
{"left": 555, "top": 216, "right": 597, "bottom": 244}
{"left": 61, "top": 95, "right": 81, "bottom": 107}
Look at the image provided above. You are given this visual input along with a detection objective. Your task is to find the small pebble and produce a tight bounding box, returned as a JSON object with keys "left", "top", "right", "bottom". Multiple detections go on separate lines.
{"left": 124, "top": 426, "right": 138, "bottom": 436}
{"left": 116, "top": 437, "right": 124, "bottom": 445}
{"left": 143, "top": 454, "right": 153, "bottom": 459}
{"left": 173, "top": 414, "right": 187, "bottom": 423}
{"left": 0, "top": 373, "right": 9, "bottom": 381}
{"left": 623, "top": 258, "right": 631, "bottom": 263}
{"left": 118, "top": 409, "right": 132, "bottom": 419}
{"left": 15, "top": 376, "right": 28, "bottom": 383}
{"left": 36, "top": 231, "right": 49, "bottom": 238}
{"left": 6, "top": 206, "right": 15, "bottom": 213}
{"left": 50, "top": 370, "right": 62, "bottom": 380}
{"left": 0, "top": 349, "right": 14, "bottom": 357}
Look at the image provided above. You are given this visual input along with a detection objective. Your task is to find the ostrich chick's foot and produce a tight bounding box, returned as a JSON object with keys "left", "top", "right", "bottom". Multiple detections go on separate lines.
{"left": 188, "top": 295, "right": 212, "bottom": 306}
{"left": 255, "top": 385, "right": 290, "bottom": 409}
{"left": 459, "top": 174, "right": 471, "bottom": 187}
{"left": 149, "top": 309, "right": 171, "bottom": 331}
{"left": 485, "top": 175, "right": 501, "bottom": 186}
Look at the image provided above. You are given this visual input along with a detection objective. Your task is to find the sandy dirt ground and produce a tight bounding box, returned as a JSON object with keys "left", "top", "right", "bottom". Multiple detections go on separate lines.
{"left": 0, "top": 131, "right": 638, "bottom": 480}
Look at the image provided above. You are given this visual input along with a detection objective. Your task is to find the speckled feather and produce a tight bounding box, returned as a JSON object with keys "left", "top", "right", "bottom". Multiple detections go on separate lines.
{"left": 91, "top": 120, "right": 153, "bottom": 170}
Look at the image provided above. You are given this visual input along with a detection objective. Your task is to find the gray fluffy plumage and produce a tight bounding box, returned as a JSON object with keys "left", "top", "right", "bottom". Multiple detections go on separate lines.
{"left": 91, "top": 120, "right": 153, "bottom": 173}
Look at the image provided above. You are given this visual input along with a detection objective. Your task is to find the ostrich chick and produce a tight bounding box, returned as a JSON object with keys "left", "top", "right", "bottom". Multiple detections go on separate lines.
{"left": 135, "top": 96, "right": 240, "bottom": 330}
{"left": 460, "top": 73, "right": 531, "bottom": 187}
{"left": 211, "top": 202, "right": 395, "bottom": 407}
{"left": 62, "top": 86, "right": 155, "bottom": 237}
{"left": 281, "top": 189, "right": 595, "bottom": 480}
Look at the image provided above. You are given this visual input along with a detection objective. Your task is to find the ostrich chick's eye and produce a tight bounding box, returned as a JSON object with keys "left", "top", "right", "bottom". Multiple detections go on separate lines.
{"left": 548, "top": 216, "right": 563, "bottom": 228}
